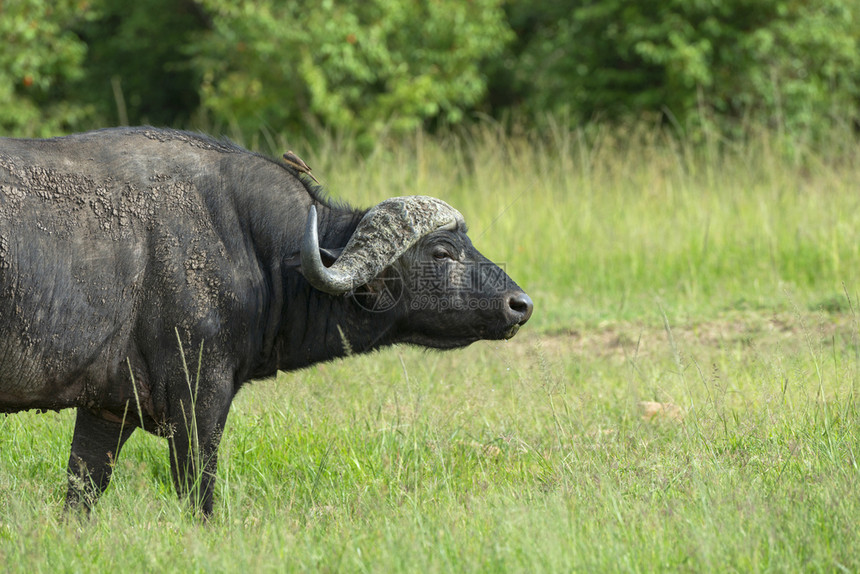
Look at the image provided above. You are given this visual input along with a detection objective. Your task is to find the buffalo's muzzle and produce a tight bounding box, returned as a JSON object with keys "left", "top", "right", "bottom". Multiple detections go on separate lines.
{"left": 506, "top": 291, "right": 533, "bottom": 327}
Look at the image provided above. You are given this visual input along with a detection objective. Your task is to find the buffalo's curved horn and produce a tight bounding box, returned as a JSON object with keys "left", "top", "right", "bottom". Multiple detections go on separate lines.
{"left": 301, "top": 196, "right": 464, "bottom": 295}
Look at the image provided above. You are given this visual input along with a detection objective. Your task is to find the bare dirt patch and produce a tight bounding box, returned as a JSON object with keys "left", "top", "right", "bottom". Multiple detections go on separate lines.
{"left": 510, "top": 311, "right": 859, "bottom": 362}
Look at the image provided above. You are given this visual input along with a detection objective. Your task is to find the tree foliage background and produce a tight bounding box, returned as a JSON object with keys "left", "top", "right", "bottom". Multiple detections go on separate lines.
{"left": 2, "top": 0, "right": 859, "bottom": 139}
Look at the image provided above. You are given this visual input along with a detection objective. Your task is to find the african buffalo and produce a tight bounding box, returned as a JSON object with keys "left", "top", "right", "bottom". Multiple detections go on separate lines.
{"left": 0, "top": 127, "right": 532, "bottom": 516}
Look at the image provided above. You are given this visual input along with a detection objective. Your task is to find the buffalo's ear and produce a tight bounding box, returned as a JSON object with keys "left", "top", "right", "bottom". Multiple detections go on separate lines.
{"left": 350, "top": 265, "right": 404, "bottom": 311}
{"left": 287, "top": 247, "right": 343, "bottom": 271}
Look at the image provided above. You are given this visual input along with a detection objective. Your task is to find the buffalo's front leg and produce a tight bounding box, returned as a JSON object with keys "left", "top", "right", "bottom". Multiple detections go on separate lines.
{"left": 169, "top": 430, "right": 222, "bottom": 517}
{"left": 167, "top": 386, "right": 231, "bottom": 517}
{"left": 66, "top": 408, "right": 136, "bottom": 512}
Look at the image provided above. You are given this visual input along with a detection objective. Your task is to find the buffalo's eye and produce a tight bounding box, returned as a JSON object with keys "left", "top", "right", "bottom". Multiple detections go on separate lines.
{"left": 432, "top": 247, "right": 453, "bottom": 261}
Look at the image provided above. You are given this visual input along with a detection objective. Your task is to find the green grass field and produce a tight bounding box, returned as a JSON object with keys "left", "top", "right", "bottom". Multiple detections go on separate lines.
{"left": 3, "top": 123, "right": 860, "bottom": 572}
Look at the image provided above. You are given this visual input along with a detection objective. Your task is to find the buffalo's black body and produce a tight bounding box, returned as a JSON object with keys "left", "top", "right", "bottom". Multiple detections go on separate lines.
{"left": 0, "top": 127, "right": 532, "bottom": 515}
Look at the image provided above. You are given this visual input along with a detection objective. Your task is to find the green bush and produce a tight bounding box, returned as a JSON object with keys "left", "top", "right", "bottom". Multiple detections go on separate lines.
{"left": 72, "top": 0, "right": 207, "bottom": 127}
{"left": 0, "top": 0, "right": 95, "bottom": 137}
{"left": 2, "top": 0, "right": 858, "bottom": 140}
{"left": 188, "top": 0, "right": 511, "bottom": 141}
{"left": 491, "top": 0, "right": 860, "bottom": 135}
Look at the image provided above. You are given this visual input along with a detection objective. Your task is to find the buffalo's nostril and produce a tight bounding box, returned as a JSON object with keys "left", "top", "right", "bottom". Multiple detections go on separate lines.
{"left": 508, "top": 292, "right": 534, "bottom": 324}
